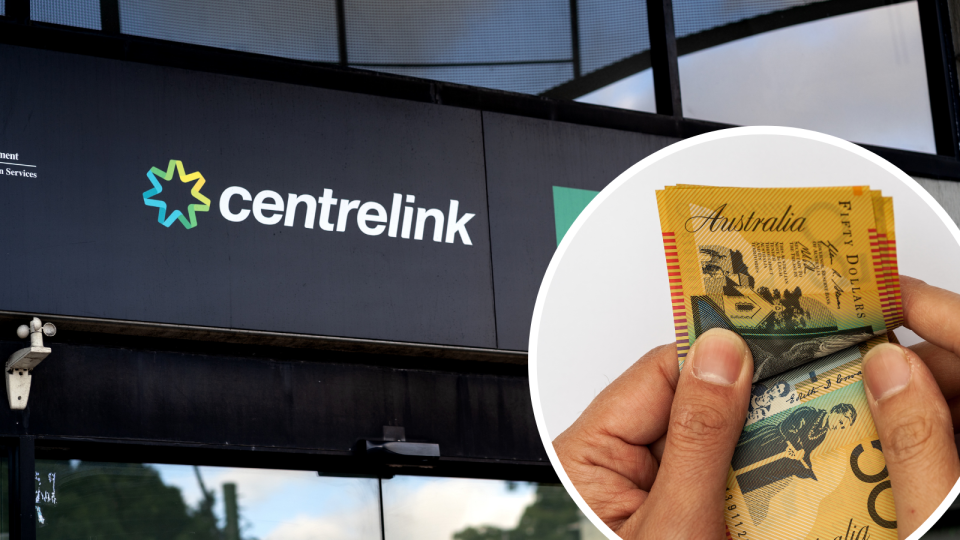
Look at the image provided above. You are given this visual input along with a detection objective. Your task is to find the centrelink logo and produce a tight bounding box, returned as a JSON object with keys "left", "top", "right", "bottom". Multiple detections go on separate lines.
{"left": 142, "top": 160, "right": 210, "bottom": 229}
{"left": 141, "top": 160, "right": 475, "bottom": 244}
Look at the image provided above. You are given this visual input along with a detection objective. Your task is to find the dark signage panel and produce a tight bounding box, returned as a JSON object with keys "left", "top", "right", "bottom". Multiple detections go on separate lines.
{"left": 483, "top": 112, "right": 678, "bottom": 350}
{"left": 0, "top": 45, "right": 496, "bottom": 348}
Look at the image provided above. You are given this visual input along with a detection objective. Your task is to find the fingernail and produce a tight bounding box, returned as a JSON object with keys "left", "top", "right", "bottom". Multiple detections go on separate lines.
{"left": 863, "top": 343, "right": 912, "bottom": 401}
{"left": 690, "top": 328, "right": 746, "bottom": 386}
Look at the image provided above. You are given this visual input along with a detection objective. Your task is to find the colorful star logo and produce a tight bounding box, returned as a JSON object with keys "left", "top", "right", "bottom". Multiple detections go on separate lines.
{"left": 142, "top": 160, "right": 210, "bottom": 229}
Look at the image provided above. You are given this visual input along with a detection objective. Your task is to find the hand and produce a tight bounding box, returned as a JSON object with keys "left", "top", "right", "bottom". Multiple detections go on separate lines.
{"left": 862, "top": 275, "right": 960, "bottom": 538}
{"left": 553, "top": 328, "right": 754, "bottom": 538}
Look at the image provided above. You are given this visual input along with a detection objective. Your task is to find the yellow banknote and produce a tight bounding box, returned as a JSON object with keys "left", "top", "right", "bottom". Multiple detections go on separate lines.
{"left": 655, "top": 186, "right": 903, "bottom": 540}
{"left": 656, "top": 186, "right": 900, "bottom": 380}
{"left": 727, "top": 336, "right": 895, "bottom": 540}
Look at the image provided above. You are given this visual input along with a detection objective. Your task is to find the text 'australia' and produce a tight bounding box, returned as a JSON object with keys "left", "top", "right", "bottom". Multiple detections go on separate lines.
{"left": 684, "top": 204, "right": 807, "bottom": 233}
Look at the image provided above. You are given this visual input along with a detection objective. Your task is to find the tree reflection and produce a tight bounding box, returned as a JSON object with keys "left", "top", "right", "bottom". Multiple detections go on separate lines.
{"left": 36, "top": 461, "right": 229, "bottom": 540}
{"left": 453, "top": 484, "right": 581, "bottom": 540}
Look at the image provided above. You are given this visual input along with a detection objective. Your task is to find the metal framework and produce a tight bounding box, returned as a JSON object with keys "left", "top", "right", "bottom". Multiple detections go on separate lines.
{"left": 1, "top": 0, "right": 957, "bottom": 178}
{"left": 2, "top": 0, "right": 960, "bottom": 536}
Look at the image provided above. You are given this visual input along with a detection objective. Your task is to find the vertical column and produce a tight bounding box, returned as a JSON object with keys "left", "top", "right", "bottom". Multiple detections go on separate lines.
{"left": 100, "top": 0, "right": 120, "bottom": 33}
{"left": 918, "top": 0, "right": 960, "bottom": 157}
{"left": 9, "top": 436, "right": 35, "bottom": 540}
{"left": 378, "top": 477, "right": 386, "bottom": 540}
{"left": 646, "top": 0, "right": 682, "bottom": 117}
{"left": 336, "top": 0, "right": 348, "bottom": 67}
{"left": 569, "top": 0, "right": 581, "bottom": 79}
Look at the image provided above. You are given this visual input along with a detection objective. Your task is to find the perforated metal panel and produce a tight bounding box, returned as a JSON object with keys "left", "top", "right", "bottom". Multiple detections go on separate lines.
{"left": 19, "top": 0, "right": 888, "bottom": 99}
{"left": 118, "top": 0, "right": 339, "bottom": 63}
{"left": 673, "top": 0, "right": 831, "bottom": 39}
{"left": 579, "top": 0, "right": 650, "bottom": 75}
{"left": 31, "top": 0, "right": 101, "bottom": 30}
{"left": 345, "top": 0, "right": 572, "bottom": 94}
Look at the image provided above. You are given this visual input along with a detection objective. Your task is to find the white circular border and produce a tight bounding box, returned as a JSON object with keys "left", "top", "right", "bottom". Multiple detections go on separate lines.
{"left": 527, "top": 125, "right": 960, "bottom": 540}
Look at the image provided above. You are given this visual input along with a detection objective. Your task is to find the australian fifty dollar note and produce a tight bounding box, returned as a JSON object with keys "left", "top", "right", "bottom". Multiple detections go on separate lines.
{"left": 656, "top": 186, "right": 903, "bottom": 539}
{"left": 656, "top": 186, "right": 901, "bottom": 380}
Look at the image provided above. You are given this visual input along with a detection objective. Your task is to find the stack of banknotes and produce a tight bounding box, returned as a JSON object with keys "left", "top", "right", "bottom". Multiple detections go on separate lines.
{"left": 656, "top": 185, "right": 902, "bottom": 540}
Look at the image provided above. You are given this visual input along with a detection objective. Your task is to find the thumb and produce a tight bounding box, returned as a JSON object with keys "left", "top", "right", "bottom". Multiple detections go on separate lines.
{"left": 862, "top": 342, "right": 960, "bottom": 537}
{"left": 625, "top": 328, "right": 753, "bottom": 539}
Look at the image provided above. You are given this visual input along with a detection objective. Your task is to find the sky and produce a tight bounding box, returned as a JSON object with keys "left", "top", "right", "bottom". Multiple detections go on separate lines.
{"left": 578, "top": 1, "right": 936, "bottom": 154}
{"left": 152, "top": 465, "right": 540, "bottom": 540}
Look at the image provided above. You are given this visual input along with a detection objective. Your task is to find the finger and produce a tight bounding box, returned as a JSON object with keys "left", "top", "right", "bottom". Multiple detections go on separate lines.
{"left": 900, "top": 275, "right": 960, "bottom": 358}
{"left": 623, "top": 328, "right": 753, "bottom": 539}
{"left": 908, "top": 340, "right": 960, "bottom": 400}
{"left": 862, "top": 342, "right": 960, "bottom": 537}
{"left": 554, "top": 344, "right": 678, "bottom": 499}
{"left": 560, "top": 343, "right": 679, "bottom": 448}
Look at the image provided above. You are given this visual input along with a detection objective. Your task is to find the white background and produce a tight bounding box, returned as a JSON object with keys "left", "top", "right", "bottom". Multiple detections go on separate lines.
{"left": 528, "top": 127, "right": 960, "bottom": 539}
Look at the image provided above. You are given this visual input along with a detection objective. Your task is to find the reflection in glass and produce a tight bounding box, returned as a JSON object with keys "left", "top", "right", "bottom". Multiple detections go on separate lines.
{"left": 577, "top": 68, "right": 656, "bottom": 113}
{"left": 34, "top": 461, "right": 380, "bottom": 540}
{"left": 677, "top": 2, "right": 934, "bottom": 153}
{"left": 382, "top": 476, "right": 599, "bottom": 540}
{"left": 0, "top": 455, "right": 7, "bottom": 536}
{"left": 31, "top": 462, "right": 602, "bottom": 539}
{"left": 579, "top": 2, "right": 935, "bottom": 154}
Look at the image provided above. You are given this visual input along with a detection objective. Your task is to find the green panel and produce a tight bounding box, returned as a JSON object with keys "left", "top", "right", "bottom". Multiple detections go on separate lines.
{"left": 552, "top": 186, "right": 600, "bottom": 245}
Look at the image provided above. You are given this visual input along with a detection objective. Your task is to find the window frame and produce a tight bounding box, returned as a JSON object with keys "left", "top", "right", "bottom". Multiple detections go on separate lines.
{"left": 1, "top": 0, "right": 958, "bottom": 177}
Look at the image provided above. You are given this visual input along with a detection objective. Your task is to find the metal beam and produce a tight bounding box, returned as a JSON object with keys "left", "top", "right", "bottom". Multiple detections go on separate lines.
{"left": 918, "top": 0, "right": 960, "bottom": 157}
{"left": 335, "top": 0, "right": 348, "bottom": 66}
{"left": 569, "top": 0, "right": 581, "bottom": 78}
{"left": 0, "top": 19, "right": 959, "bottom": 179}
{"left": 545, "top": 0, "right": 908, "bottom": 100}
{"left": 646, "top": 0, "right": 682, "bottom": 116}
{"left": 100, "top": 0, "right": 120, "bottom": 33}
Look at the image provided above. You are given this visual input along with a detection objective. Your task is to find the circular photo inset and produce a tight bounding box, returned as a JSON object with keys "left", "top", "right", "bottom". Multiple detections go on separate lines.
{"left": 529, "top": 126, "right": 960, "bottom": 540}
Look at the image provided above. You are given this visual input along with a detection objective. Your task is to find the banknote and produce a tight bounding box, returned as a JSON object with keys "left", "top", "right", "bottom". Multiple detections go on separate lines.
{"left": 656, "top": 186, "right": 901, "bottom": 381}
{"left": 655, "top": 186, "right": 903, "bottom": 540}
{"left": 728, "top": 336, "right": 895, "bottom": 540}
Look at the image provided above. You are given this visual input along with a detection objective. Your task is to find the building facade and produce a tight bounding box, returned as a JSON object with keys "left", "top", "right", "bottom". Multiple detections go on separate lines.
{"left": 1, "top": 0, "right": 960, "bottom": 538}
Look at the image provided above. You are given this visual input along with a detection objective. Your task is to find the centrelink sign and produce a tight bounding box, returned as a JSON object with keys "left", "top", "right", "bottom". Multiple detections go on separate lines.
{"left": 0, "top": 44, "right": 497, "bottom": 348}
{"left": 143, "top": 160, "right": 474, "bottom": 244}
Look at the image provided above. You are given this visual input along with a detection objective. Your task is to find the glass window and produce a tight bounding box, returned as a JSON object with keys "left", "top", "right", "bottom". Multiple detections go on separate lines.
{"left": 579, "top": 1, "right": 935, "bottom": 154}
{"left": 31, "top": 0, "right": 101, "bottom": 29}
{"left": 577, "top": 68, "right": 656, "bottom": 113}
{"left": 382, "top": 476, "right": 600, "bottom": 539}
{"left": 345, "top": 0, "right": 573, "bottom": 95}
{"left": 32, "top": 461, "right": 599, "bottom": 539}
{"left": 118, "top": 0, "right": 340, "bottom": 63}
{"left": 573, "top": 0, "right": 655, "bottom": 112}
{"left": 676, "top": 1, "right": 934, "bottom": 153}
{"left": 34, "top": 461, "right": 380, "bottom": 540}
{"left": 0, "top": 454, "right": 8, "bottom": 536}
